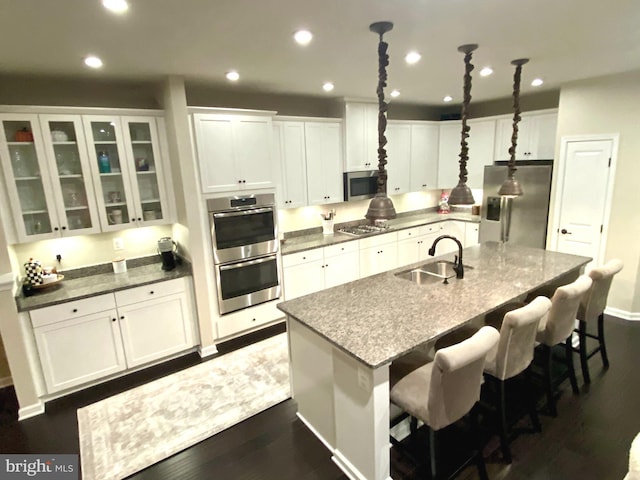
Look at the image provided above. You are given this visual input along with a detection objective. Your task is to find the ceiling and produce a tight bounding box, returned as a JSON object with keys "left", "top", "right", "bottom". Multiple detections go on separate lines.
{"left": 2, "top": 0, "right": 640, "bottom": 106}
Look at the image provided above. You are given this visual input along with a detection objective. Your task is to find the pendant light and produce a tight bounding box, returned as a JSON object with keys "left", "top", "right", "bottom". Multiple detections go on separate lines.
{"left": 498, "top": 58, "right": 529, "bottom": 197}
{"left": 365, "top": 21, "right": 397, "bottom": 222}
{"left": 448, "top": 44, "right": 478, "bottom": 206}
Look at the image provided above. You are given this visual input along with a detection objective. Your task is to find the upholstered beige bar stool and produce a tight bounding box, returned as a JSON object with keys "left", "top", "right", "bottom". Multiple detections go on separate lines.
{"left": 390, "top": 326, "right": 500, "bottom": 480}
{"left": 535, "top": 275, "right": 592, "bottom": 416}
{"left": 483, "top": 296, "right": 551, "bottom": 463}
{"left": 574, "top": 259, "right": 623, "bottom": 384}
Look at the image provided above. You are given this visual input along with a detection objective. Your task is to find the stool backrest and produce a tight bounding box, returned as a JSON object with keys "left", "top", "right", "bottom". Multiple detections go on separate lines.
{"left": 579, "top": 259, "right": 624, "bottom": 323}
{"left": 540, "top": 275, "right": 592, "bottom": 346}
{"left": 493, "top": 296, "right": 552, "bottom": 380}
{"left": 429, "top": 326, "right": 499, "bottom": 430}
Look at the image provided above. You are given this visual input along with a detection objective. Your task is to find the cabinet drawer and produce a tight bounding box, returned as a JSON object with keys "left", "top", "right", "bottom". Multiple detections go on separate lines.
{"left": 358, "top": 231, "right": 398, "bottom": 249}
{"left": 397, "top": 227, "right": 423, "bottom": 242}
{"left": 115, "top": 277, "right": 186, "bottom": 306}
{"left": 217, "top": 300, "right": 284, "bottom": 338}
{"left": 421, "top": 223, "right": 442, "bottom": 235}
{"left": 282, "top": 248, "right": 323, "bottom": 267}
{"left": 30, "top": 294, "right": 116, "bottom": 328}
{"left": 324, "top": 240, "right": 358, "bottom": 258}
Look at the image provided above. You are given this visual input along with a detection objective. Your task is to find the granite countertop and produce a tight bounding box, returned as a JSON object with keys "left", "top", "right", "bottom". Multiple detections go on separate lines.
{"left": 281, "top": 211, "right": 480, "bottom": 255}
{"left": 16, "top": 261, "right": 192, "bottom": 312}
{"left": 277, "top": 242, "right": 590, "bottom": 368}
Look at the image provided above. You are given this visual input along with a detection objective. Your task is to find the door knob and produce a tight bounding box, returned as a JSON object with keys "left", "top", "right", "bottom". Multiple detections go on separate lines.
{"left": 560, "top": 228, "right": 572, "bottom": 235}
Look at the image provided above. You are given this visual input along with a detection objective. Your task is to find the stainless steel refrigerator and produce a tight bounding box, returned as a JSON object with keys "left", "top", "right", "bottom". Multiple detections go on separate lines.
{"left": 479, "top": 161, "right": 553, "bottom": 248}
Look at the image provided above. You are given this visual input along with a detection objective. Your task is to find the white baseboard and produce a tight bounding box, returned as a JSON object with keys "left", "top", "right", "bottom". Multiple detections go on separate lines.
{"left": 332, "top": 448, "right": 393, "bottom": 480}
{"left": 297, "top": 412, "right": 334, "bottom": 452}
{"left": 198, "top": 344, "right": 219, "bottom": 358}
{"left": 605, "top": 307, "right": 640, "bottom": 321}
{"left": 18, "top": 401, "right": 45, "bottom": 420}
{"left": 0, "top": 376, "right": 12, "bottom": 388}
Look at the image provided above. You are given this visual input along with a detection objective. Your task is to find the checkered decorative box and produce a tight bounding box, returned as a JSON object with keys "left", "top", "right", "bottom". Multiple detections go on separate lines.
{"left": 24, "top": 259, "right": 44, "bottom": 285}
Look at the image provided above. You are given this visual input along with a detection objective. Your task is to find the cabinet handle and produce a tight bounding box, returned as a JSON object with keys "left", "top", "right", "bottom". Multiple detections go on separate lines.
{"left": 422, "top": 184, "right": 427, "bottom": 187}
{"left": 150, "top": 290, "right": 154, "bottom": 294}
{"left": 72, "top": 308, "right": 78, "bottom": 313}
{"left": 120, "top": 315, "right": 125, "bottom": 320}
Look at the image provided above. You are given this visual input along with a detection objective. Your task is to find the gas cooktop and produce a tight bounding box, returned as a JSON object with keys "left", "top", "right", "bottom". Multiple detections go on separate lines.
{"left": 337, "top": 225, "right": 390, "bottom": 236}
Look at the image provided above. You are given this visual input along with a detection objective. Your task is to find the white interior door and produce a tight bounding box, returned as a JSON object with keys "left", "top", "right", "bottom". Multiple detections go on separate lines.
{"left": 553, "top": 139, "right": 614, "bottom": 265}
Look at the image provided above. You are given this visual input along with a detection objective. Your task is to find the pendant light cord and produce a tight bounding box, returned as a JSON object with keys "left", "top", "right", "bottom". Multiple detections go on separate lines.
{"left": 457, "top": 49, "right": 475, "bottom": 186}
{"left": 508, "top": 62, "right": 523, "bottom": 177}
{"left": 376, "top": 33, "right": 389, "bottom": 194}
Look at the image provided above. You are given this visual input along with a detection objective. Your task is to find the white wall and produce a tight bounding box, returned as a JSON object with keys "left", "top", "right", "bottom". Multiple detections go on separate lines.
{"left": 553, "top": 70, "right": 640, "bottom": 314}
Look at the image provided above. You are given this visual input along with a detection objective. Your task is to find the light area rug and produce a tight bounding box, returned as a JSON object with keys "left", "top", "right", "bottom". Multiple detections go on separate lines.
{"left": 77, "top": 332, "right": 290, "bottom": 480}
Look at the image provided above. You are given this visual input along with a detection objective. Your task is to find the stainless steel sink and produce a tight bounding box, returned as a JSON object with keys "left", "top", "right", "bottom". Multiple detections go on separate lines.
{"left": 395, "top": 261, "right": 473, "bottom": 285}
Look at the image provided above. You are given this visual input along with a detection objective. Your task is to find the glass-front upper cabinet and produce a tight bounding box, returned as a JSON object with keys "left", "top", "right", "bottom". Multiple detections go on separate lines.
{"left": 38, "top": 115, "right": 101, "bottom": 236}
{"left": 0, "top": 113, "right": 101, "bottom": 242}
{"left": 83, "top": 115, "right": 168, "bottom": 231}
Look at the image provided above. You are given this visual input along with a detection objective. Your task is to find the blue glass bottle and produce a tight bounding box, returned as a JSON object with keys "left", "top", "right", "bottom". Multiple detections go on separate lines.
{"left": 98, "top": 151, "right": 111, "bottom": 173}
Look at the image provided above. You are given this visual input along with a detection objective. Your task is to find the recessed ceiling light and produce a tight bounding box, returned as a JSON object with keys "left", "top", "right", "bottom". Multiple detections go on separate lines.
{"left": 479, "top": 67, "right": 493, "bottom": 77}
{"left": 293, "top": 30, "right": 313, "bottom": 46}
{"left": 102, "top": 0, "right": 128, "bottom": 13}
{"left": 443, "top": 95, "right": 453, "bottom": 102}
{"left": 226, "top": 71, "right": 240, "bottom": 82}
{"left": 390, "top": 90, "right": 400, "bottom": 98}
{"left": 405, "top": 51, "right": 421, "bottom": 65}
{"left": 322, "top": 82, "right": 334, "bottom": 92}
{"left": 84, "top": 55, "right": 103, "bottom": 69}
{"left": 531, "top": 78, "right": 544, "bottom": 87}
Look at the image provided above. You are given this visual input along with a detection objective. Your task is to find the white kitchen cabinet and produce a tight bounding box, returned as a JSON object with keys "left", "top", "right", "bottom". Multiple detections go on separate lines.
{"left": 386, "top": 123, "right": 411, "bottom": 195}
{"left": 30, "top": 277, "right": 196, "bottom": 394}
{"left": 397, "top": 224, "right": 442, "bottom": 267}
{"left": 387, "top": 121, "right": 439, "bottom": 194}
{"left": 410, "top": 123, "right": 440, "bottom": 192}
{"left": 193, "top": 112, "right": 275, "bottom": 193}
{"left": 436, "top": 220, "right": 467, "bottom": 255}
{"left": 344, "top": 102, "right": 378, "bottom": 171}
{"left": 323, "top": 241, "right": 360, "bottom": 289}
{"left": 30, "top": 294, "right": 125, "bottom": 394}
{"left": 464, "top": 222, "right": 480, "bottom": 247}
{"left": 359, "top": 232, "right": 399, "bottom": 277}
{"left": 495, "top": 111, "right": 558, "bottom": 161}
{"left": 83, "top": 115, "right": 171, "bottom": 230}
{"left": 114, "top": 279, "right": 196, "bottom": 368}
{"left": 273, "top": 121, "right": 308, "bottom": 208}
{"left": 282, "top": 241, "right": 359, "bottom": 300}
{"left": 282, "top": 248, "right": 325, "bottom": 300}
{"left": 304, "top": 122, "right": 343, "bottom": 205}
{"left": 437, "top": 119, "right": 496, "bottom": 190}
{"left": 0, "top": 113, "right": 102, "bottom": 241}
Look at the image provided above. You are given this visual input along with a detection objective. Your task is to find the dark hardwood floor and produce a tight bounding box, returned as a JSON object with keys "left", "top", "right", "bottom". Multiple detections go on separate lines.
{"left": 1, "top": 317, "right": 638, "bottom": 479}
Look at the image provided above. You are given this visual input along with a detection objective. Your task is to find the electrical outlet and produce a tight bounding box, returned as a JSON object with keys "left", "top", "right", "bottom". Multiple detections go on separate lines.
{"left": 113, "top": 237, "right": 124, "bottom": 250}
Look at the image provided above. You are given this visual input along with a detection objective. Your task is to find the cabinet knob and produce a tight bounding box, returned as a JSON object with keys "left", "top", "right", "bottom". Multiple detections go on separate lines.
{"left": 131, "top": 218, "right": 136, "bottom": 222}
{"left": 54, "top": 227, "right": 59, "bottom": 231}
{"left": 112, "top": 318, "right": 116, "bottom": 322}
{"left": 72, "top": 308, "right": 78, "bottom": 313}
{"left": 120, "top": 315, "right": 125, "bottom": 320}
{"left": 252, "top": 318, "right": 256, "bottom": 322}
{"left": 138, "top": 217, "right": 142, "bottom": 221}
{"left": 422, "top": 184, "right": 427, "bottom": 187}
{"left": 150, "top": 290, "right": 154, "bottom": 294}
{"left": 61, "top": 226, "right": 67, "bottom": 230}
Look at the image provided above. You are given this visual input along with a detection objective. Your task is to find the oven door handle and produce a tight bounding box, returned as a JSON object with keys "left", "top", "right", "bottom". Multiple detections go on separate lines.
{"left": 219, "top": 255, "right": 276, "bottom": 271}
{"left": 213, "top": 207, "right": 273, "bottom": 219}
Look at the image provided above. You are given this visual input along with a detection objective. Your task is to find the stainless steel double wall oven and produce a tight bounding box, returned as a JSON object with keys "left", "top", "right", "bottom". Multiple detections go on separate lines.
{"left": 207, "top": 193, "right": 281, "bottom": 315}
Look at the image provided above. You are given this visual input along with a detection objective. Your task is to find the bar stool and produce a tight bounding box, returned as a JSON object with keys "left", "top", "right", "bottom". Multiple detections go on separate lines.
{"left": 535, "top": 275, "right": 593, "bottom": 416}
{"left": 482, "top": 296, "right": 551, "bottom": 463}
{"left": 390, "top": 326, "right": 500, "bottom": 480}
{"left": 574, "top": 259, "right": 623, "bottom": 383}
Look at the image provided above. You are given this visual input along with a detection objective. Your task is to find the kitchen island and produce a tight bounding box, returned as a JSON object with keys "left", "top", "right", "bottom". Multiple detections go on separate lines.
{"left": 277, "top": 242, "right": 591, "bottom": 480}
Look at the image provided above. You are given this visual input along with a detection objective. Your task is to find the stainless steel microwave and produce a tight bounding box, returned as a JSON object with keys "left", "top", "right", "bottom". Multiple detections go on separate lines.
{"left": 343, "top": 170, "right": 379, "bottom": 201}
